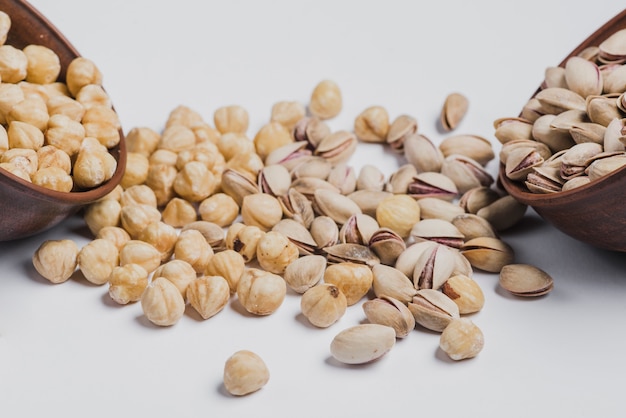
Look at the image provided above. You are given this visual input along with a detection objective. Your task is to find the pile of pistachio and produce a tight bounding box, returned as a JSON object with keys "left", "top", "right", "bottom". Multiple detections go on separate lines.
{"left": 497, "top": 28, "right": 626, "bottom": 193}
{"left": 32, "top": 78, "right": 556, "bottom": 394}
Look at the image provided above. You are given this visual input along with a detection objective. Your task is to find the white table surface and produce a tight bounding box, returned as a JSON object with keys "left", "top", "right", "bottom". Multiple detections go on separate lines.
{"left": 1, "top": 1, "right": 625, "bottom": 417}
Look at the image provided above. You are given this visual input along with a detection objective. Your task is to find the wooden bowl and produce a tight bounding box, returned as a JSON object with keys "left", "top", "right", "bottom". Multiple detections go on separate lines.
{"left": 0, "top": 0, "right": 126, "bottom": 241}
{"left": 499, "top": 10, "right": 626, "bottom": 252}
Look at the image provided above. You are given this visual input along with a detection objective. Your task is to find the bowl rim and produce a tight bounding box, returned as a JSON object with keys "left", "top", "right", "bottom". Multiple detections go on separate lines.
{"left": 499, "top": 8, "right": 626, "bottom": 207}
{"left": 0, "top": 0, "right": 126, "bottom": 205}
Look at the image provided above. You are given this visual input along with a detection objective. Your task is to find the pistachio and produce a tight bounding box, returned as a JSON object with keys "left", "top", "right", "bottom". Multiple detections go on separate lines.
{"left": 564, "top": 56, "right": 603, "bottom": 98}
{"left": 363, "top": 296, "right": 415, "bottom": 338}
{"left": 394, "top": 240, "right": 438, "bottom": 278}
{"left": 301, "top": 283, "right": 347, "bottom": 328}
{"left": 371, "top": 263, "right": 418, "bottom": 304}
{"left": 330, "top": 324, "right": 396, "bottom": 365}
{"left": 313, "top": 130, "right": 357, "bottom": 165}
{"left": 407, "top": 171, "right": 458, "bottom": 201}
{"left": 356, "top": 164, "right": 385, "bottom": 191}
{"left": 278, "top": 188, "right": 315, "bottom": 228}
{"left": 309, "top": 215, "right": 339, "bottom": 249}
{"left": 441, "top": 154, "right": 494, "bottom": 194}
{"left": 290, "top": 156, "right": 332, "bottom": 180}
{"left": 385, "top": 164, "right": 417, "bottom": 194}
{"left": 326, "top": 163, "right": 357, "bottom": 195}
{"left": 312, "top": 188, "right": 363, "bottom": 225}
{"left": 451, "top": 213, "right": 498, "bottom": 241}
{"left": 368, "top": 227, "right": 406, "bottom": 266}
{"left": 438, "top": 134, "right": 494, "bottom": 166}
{"left": 272, "top": 218, "right": 319, "bottom": 256}
{"left": 410, "top": 218, "right": 465, "bottom": 249}
{"left": 418, "top": 197, "right": 465, "bottom": 222}
{"left": 339, "top": 213, "right": 379, "bottom": 245}
{"left": 531, "top": 114, "right": 576, "bottom": 153}
{"left": 348, "top": 190, "right": 393, "bottom": 217}
{"left": 293, "top": 116, "right": 331, "bottom": 150}
{"left": 458, "top": 186, "right": 500, "bottom": 214}
{"left": 258, "top": 164, "right": 291, "bottom": 197}
{"left": 408, "top": 289, "right": 460, "bottom": 332}
{"left": 412, "top": 243, "right": 457, "bottom": 290}
{"left": 283, "top": 254, "right": 326, "bottom": 293}
{"left": 525, "top": 166, "right": 565, "bottom": 194}
{"left": 535, "top": 87, "right": 587, "bottom": 114}
{"left": 386, "top": 114, "right": 417, "bottom": 152}
{"left": 403, "top": 133, "right": 444, "bottom": 173}
{"left": 265, "top": 141, "right": 312, "bottom": 171}
{"left": 460, "top": 237, "right": 514, "bottom": 273}
{"left": 440, "top": 92, "right": 468, "bottom": 132}
{"left": 499, "top": 264, "right": 554, "bottom": 297}
{"left": 439, "top": 318, "right": 484, "bottom": 361}
{"left": 493, "top": 117, "right": 534, "bottom": 144}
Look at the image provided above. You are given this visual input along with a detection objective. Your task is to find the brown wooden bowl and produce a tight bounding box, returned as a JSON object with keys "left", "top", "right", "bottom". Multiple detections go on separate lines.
{"left": 0, "top": 0, "right": 126, "bottom": 241}
{"left": 499, "top": 9, "right": 626, "bottom": 252}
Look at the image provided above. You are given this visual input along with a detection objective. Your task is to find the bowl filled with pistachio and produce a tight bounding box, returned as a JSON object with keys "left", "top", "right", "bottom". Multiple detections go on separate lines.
{"left": 0, "top": 0, "right": 126, "bottom": 241}
{"left": 498, "top": 9, "right": 626, "bottom": 252}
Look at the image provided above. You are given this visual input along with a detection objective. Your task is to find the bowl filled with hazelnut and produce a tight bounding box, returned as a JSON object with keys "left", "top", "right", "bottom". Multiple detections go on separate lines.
{"left": 0, "top": 0, "right": 126, "bottom": 241}
{"left": 498, "top": 9, "right": 626, "bottom": 252}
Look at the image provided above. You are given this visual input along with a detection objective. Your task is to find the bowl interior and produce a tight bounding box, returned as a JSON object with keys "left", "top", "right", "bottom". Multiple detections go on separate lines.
{"left": 0, "top": 0, "right": 126, "bottom": 240}
{"left": 499, "top": 9, "right": 626, "bottom": 251}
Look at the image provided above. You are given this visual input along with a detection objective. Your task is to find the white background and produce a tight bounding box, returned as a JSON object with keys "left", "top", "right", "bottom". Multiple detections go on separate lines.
{"left": 1, "top": 1, "right": 625, "bottom": 417}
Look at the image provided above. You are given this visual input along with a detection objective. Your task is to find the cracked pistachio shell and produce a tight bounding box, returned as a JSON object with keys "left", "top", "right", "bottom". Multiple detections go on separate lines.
{"left": 324, "top": 243, "right": 380, "bottom": 267}
{"left": 339, "top": 213, "right": 379, "bottom": 245}
{"left": 493, "top": 117, "right": 534, "bottom": 144}
{"left": 564, "top": 56, "right": 603, "bottom": 98}
{"left": 451, "top": 213, "right": 498, "bottom": 241}
{"left": 272, "top": 218, "right": 318, "bottom": 256}
{"left": 440, "top": 92, "right": 468, "bottom": 132}
{"left": 586, "top": 95, "right": 622, "bottom": 127}
{"left": 368, "top": 227, "right": 406, "bottom": 266}
{"left": 301, "top": 283, "right": 347, "bottom": 328}
{"left": 441, "top": 154, "right": 494, "bottom": 194}
{"left": 525, "top": 166, "right": 565, "bottom": 194}
{"left": 290, "top": 156, "right": 332, "bottom": 180}
{"left": 418, "top": 197, "right": 465, "bottom": 222}
{"left": 585, "top": 153, "right": 626, "bottom": 181}
{"left": 385, "top": 163, "right": 418, "bottom": 194}
{"left": 220, "top": 168, "right": 259, "bottom": 207}
{"left": 504, "top": 147, "right": 544, "bottom": 182}
{"left": 562, "top": 175, "right": 591, "bottom": 191}
{"left": 278, "top": 188, "right": 315, "bottom": 228}
{"left": 348, "top": 190, "right": 393, "bottom": 217}
{"left": 543, "top": 66, "right": 567, "bottom": 89}
{"left": 327, "top": 163, "right": 357, "bottom": 195}
{"left": 602, "top": 64, "right": 626, "bottom": 94}
{"left": 313, "top": 189, "right": 362, "bottom": 225}
{"left": 521, "top": 97, "right": 545, "bottom": 123}
{"left": 371, "top": 263, "right": 418, "bottom": 304}
{"left": 314, "top": 130, "right": 357, "bottom": 165}
{"left": 264, "top": 141, "right": 312, "bottom": 171}
{"left": 458, "top": 186, "right": 500, "bottom": 214}
{"left": 535, "top": 87, "right": 587, "bottom": 114}
{"left": 403, "top": 133, "right": 444, "bottom": 173}
{"left": 439, "top": 134, "right": 494, "bottom": 166}
{"left": 291, "top": 176, "right": 340, "bottom": 200}
{"left": 310, "top": 215, "right": 339, "bottom": 248}
{"left": 394, "top": 240, "right": 438, "bottom": 278}
{"left": 293, "top": 117, "right": 331, "bottom": 149}
{"left": 408, "top": 289, "right": 460, "bottom": 332}
{"left": 330, "top": 324, "right": 396, "bottom": 365}
{"left": 442, "top": 274, "right": 485, "bottom": 314}
{"left": 549, "top": 109, "right": 588, "bottom": 133}
{"left": 604, "top": 117, "right": 626, "bottom": 152}
{"left": 499, "top": 263, "right": 554, "bottom": 297}
{"left": 499, "top": 139, "right": 553, "bottom": 165}
{"left": 410, "top": 218, "right": 464, "bottom": 249}
{"left": 284, "top": 254, "right": 326, "bottom": 293}
{"left": 530, "top": 114, "right": 576, "bottom": 153}
{"left": 560, "top": 142, "right": 604, "bottom": 179}
{"left": 460, "top": 237, "right": 514, "bottom": 273}
{"left": 570, "top": 122, "right": 606, "bottom": 145}
{"left": 599, "top": 29, "right": 626, "bottom": 62}
{"left": 363, "top": 296, "right": 415, "bottom": 338}
{"left": 386, "top": 114, "right": 418, "bottom": 152}
{"left": 182, "top": 221, "right": 226, "bottom": 252}
{"left": 356, "top": 164, "right": 385, "bottom": 191}
{"left": 408, "top": 171, "right": 458, "bottom": 201}
{"left": 412, "top": 243, "right": 457, "bottom": 290}
{"left": 258, "top": 164, "right": 291, "bottom": 197}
